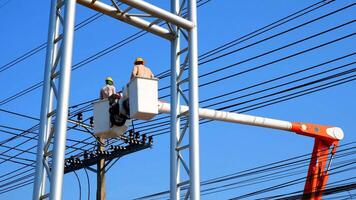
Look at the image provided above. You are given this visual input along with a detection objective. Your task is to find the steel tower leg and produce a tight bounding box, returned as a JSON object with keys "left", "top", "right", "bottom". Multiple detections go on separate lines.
{"left": 33, "top": 0, "right": 60, "bottom": 199}
{"left": 169, "top": 0, "right": 199, "bottom": 199}
{"left": 170, "top": 0, "right": 181, "bottom": 199}
{"left": 49, "top": 0, "right": 76, "bottom": 199}
{"left": 33, "top": 0, "right": 76, "bottom": 200}
{"left": 188, "top": 0, "right": 200, "bottom": 199}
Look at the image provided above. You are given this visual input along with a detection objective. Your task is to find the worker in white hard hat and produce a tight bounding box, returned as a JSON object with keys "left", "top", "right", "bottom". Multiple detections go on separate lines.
{"left": 100, "top": 77, "right": 116, "bottom": 99}
{"left": 130, "top": 57, "right": 154, "bottom": 80}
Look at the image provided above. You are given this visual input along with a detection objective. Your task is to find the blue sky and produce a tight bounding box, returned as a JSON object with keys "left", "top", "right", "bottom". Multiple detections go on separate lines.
{"left": 0, "top": 0, "right": 355, "bottom": 199}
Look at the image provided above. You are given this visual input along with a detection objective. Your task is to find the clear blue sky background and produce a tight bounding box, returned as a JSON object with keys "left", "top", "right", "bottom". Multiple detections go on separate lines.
{"left": 0, "top": 0, "right": 355, "bottom": 199}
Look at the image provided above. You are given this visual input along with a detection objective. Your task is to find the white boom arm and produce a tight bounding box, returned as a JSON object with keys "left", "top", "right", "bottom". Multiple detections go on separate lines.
{"left": 157, "top": 101, "right": 344, "bottom": 141}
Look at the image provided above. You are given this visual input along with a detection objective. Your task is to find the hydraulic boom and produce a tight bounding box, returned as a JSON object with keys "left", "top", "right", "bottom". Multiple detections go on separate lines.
{"left": 158, "top": 101, "right": 343, "bottom": 199}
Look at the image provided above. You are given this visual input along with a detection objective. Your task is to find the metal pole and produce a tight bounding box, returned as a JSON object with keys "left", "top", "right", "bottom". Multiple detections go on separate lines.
{"left": 170, "top": 0, "right": 180, "bottom": 199}
{"left": 188, "top": 0, "right": 200, "bottom": 199}
{"left": 97, "top": 138, "right": 106, "bottom": 200}
{"left": 49, "top": 0, "right": 76, "bottom": 199}
{"left": 41, "top": 11, "right": 61, "bottom": 198}
{"left": 33, "top": 0, "right": 58, "bottom": 199}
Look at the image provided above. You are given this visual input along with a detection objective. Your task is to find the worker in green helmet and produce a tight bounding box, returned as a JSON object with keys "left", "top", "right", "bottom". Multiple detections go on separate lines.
{"left": 100, "top": 76, "right": 116, "bottom": 99}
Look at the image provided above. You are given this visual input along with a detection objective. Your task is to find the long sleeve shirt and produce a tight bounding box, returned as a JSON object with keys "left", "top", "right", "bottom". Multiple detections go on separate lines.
{"left": 100, "top": 84, "right": 116, "bottom": 99}
{"left": 130, "top": 64, "right": 154, "bottom": 80}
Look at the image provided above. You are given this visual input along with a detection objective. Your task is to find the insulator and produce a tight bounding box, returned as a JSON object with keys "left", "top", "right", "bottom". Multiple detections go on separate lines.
{"left": 129, "top": 132, "right": 134, "bottom": 139}
{"left": 89, "top": 117, "right": 94, "bottom": 126}
{"left": 148, "top": 136, "right": 153, "bottom": 144}
{"left": 77, "top": 113, "right": 83, "bottom": 121}
{"left": 141, "top": 134, "right": 147, "bottom": 143}
{"left": 84, "top": 151, "right": 89, "bottom": 159}
{"left": 134, "top": 132, "right": 140, "bottom": 140}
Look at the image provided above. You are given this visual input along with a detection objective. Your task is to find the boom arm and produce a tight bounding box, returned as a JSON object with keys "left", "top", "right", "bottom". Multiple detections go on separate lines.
{"left": 292, "top": 123, "right": 340, "bottom": 200}
{"left": 158, "top": 101, "right": 344, "bottom": 199}
{"left": 122, "top": 78, "right": 344, "bottom": 199}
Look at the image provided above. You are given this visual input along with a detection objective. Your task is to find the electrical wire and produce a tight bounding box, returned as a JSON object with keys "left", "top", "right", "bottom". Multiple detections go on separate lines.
{"left": 131, "top": 60, "right": 356, "bottom": 134}
{"left": 0, "top": 12, "right": 103, "bottom": 73}
{"left": 133, "top": 143, "right": 356, "bottom": 200}
{"left": 155, "top": 0, "right": 336, "bottom": 78}
{"left": 0, "top": 0, "right": 354, "bottom": 195}
{"left": 0, "top": 0, "right": 211, "bottom": 107}
{"left": 83, "top": 168, "right": 91, "bottom": 200}
{"left": 73, "top": 171, "right": 82, "bottom": 200}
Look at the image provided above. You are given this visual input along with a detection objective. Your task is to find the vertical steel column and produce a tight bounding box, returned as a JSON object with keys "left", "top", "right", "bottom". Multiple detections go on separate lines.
{"left": 49, "top": 0, "right": 76, "bottom": 199}
{"left": 170, "top": 0, "right": 180, "bottom": 199}
{"left": 33, "top": 0, "right": 60, "bottom": 199}
{"left": 188, "top": 0, "right": 200, "bottom": 199}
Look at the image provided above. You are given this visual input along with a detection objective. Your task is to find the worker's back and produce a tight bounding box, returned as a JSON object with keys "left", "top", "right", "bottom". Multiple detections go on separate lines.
{"left": 131, "top": 64, "right": 154, "bottom": 80}
{"left": 100, "top": 84, "right": 116, "bottom": 99}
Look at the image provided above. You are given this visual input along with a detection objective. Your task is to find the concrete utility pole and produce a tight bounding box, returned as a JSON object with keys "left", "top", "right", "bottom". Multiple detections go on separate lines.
{"left": 97, "top": 138, "right": 106, "bottom": 200}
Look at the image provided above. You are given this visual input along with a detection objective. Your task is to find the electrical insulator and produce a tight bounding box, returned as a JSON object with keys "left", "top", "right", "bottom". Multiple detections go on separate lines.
{"left": 77, "top": 113, "right": 83, "bottom": 121}
{"left": 141, "top": 134, "right": 147, "bottom": 143}
{"left": 129, "top": 130, "right": 134, "bottom": 139}
{"left": 89, "top": 116, "right": 94, "bottom": 126}
{"left": 135, "top": 132, "right": 140, "bottom": 140}
{"left": 84, "top": 150, "right": 89, "bottom": 159}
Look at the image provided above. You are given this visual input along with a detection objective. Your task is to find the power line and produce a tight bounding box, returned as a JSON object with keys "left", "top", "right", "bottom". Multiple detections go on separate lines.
{"left": 0, "top": 0, "right": 354, "bottom": 195}
{"left": 73, "top": 171, "right": 82, "bottom": 200}
{"left": 133, "top": 143, "right": 356, "bottom": 200}
{"left": 0, "top": 0, "right": 340, "bottom": 107}
{"left": 132, "top": 54, "right": 355, "bottom": 133}
{"left": 1, "top": 72, "right": 354, "bottom": 195}
{"left": 0, "top": 13, "right": 103, "bottom": 73}
{"left": 0, "top": 0, "right": 11, "bottom": 10}
{"left": 155, "top": 0, "right": 337, "bottom": 78}
{"left": 0, "top": 0, "right": 211, "bottom": 107}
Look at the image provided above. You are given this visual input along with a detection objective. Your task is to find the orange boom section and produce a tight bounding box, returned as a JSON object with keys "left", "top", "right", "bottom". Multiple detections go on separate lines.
{"left": 292, "top": 122, "right": 343, "bottom": 200}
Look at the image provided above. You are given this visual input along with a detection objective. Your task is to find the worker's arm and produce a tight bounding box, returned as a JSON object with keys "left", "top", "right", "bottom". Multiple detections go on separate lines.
{"left": 99, "top": 89, "right": 103, "bottom": 100}
{"left": 112, "top": 85, "right": 116, "bottom": 94}
{"left": 131, "top": 65, "right": 138, "bottom": 80}
{"left": 149, "top": 68, "right": 154, "bottom": 78}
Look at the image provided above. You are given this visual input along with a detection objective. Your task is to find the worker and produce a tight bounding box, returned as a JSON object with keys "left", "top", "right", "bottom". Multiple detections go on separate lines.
{"left": 100, "top": 77, "right": 116, "bottom": 99}
{"left": 130, "top": 57, "right": 154, "bottom": 80}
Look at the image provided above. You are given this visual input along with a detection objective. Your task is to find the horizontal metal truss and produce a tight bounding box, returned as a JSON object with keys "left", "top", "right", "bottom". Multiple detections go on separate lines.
{"left": 76, "top": 0, "right": 195, "bottom": 40}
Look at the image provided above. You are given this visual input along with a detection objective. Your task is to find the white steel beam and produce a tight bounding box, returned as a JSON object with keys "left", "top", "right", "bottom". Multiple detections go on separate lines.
{"left": 49, "top": 0, "right": 77, "bottom": 199}
{"left": 158, "top": 102, "right": 345, "bottom": 140}
{"left": 119, "top": 0, "right": 194, "bottom": 30}
{"left": 33, "top": 0, "right": 59, "bottom": 198}
{"left": 187, "top": 0, "right": 200, "bottom": 199}
{"left": 77, "top": 0, "right": 173, "bottom": 40}
{"left": 170, "top": 0, "right": 180, "bottom": 199}
{"left": 159, "top": 102, "right": 292, "bottom": 131}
